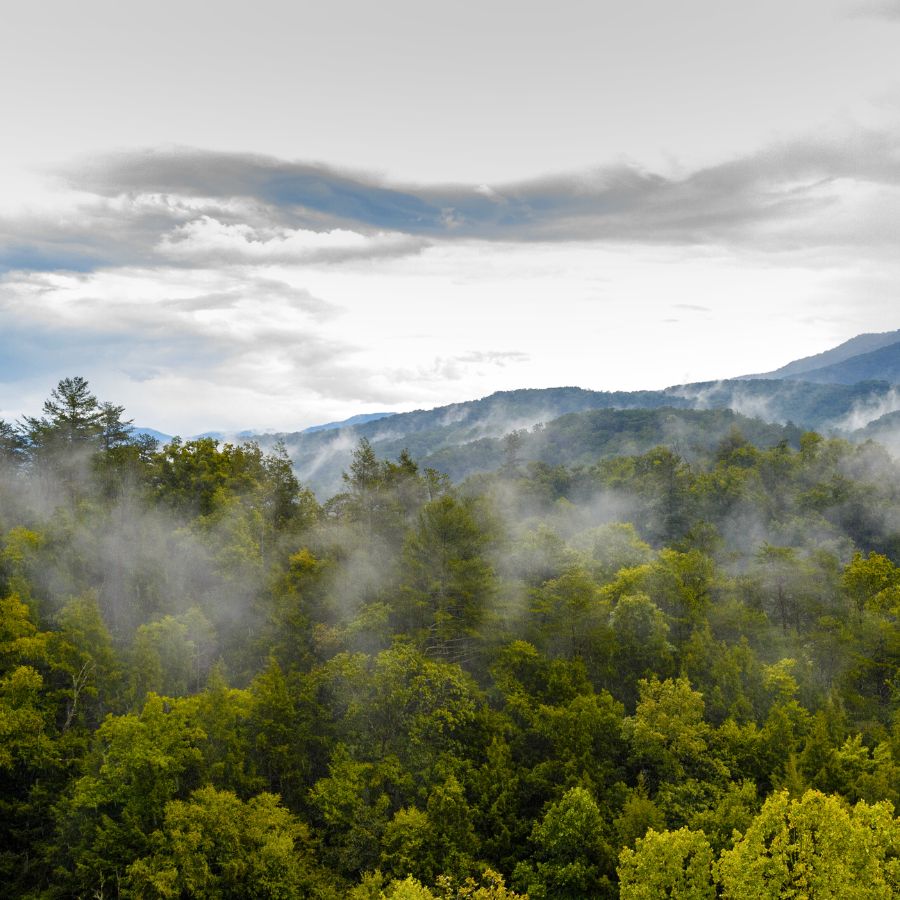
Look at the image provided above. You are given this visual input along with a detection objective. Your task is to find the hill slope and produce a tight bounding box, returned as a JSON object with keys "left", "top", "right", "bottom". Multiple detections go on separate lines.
{"left": 772, "top": 341, "right": 900, "bottom": 385}
{"left": 256, "top": 380, "right": 897, "bottom": 497}
{"left": 741, "top": 329, "right": 900, "bottom": 380}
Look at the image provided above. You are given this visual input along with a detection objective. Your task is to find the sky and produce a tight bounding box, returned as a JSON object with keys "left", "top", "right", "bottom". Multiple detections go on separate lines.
{"left": 1, "top": 0, "right": 899, "bottom": 434}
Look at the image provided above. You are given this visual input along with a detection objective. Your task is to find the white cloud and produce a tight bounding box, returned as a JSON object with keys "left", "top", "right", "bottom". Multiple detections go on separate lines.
{"left": 158, "top": 216, "right": 426, "bottom": 265}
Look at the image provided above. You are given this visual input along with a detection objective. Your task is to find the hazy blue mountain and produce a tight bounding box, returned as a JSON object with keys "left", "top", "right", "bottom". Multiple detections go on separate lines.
{"left": 661, "top": 378, "right": 897, "bottom": 426}
{"left": 853, "top": 407, "right": 900, "bottom": 454}
{"left": 133, "top": 414, "right": 396, "bottom": 446}
{"left": 137, "top": 330, "right": 900, "bottom": 498}
{"left": 768, "top": 341, "right": 900, "bottom": 385}
{"left": 249, "top": 380, "right": 898, "bottom": 497}
{"left": 740, "top": 329, "right": 900, "bottom": 380}
{"left": 132, "top": 427, "right": 173, "bottom": 442}
{"left": 301, "top": 412, "right": 395, "bottom": 433}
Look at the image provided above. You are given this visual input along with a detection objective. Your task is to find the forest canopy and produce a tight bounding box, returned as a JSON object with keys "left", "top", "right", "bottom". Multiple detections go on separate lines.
{"left": 0, "top": 378, "right": 898, "bottom": 898}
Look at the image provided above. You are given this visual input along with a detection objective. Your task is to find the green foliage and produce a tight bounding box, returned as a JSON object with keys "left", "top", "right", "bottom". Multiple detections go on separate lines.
{"left": 129, "top": 609, "right": 216, "bottom": 702}
{"left": 398, "top": 494, "right": 496, "bottom": 661}
{"left": 618, "top": 827, "right": 715, "bottom": 899}
{"left": 717, "top": 789, "right": 900, "bottom": 898}
{"left": 20, "top": 376, "right": 105, "bottom": 454}
{"left": 53, "top": 694, "right": 207, "bottom": 892}
{"left": 127, "top": 786, "right": 331, "bottom": 899}
{"left": 513, "top": 785, "right": 614, "bottom": 899}
{"left": 622, "top": 676, "right": 727, "bottom": 788}
{"left": 2, "top": 380, "right": 900, "bottom": 896}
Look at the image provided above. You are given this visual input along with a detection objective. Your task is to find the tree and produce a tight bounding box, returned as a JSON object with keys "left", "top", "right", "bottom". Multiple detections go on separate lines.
{"left": 20, "top": 376, "right": 103, "bottom": 454}
{"left": 307, "top": 744, "right": 392, "bottom": 877}
{"left": 528, "top": 566, "right": 606, "bottom": 661}
{"left": 608, "top": 594, "right": 674, "bottom": 704}
{"left": 52, "top": 592, "right": 120, "bottom": 730}
{"left": 248, "top": 659, "right": 315, "bottom": 805}
{"left": 97, "top": 400, "right": 134, "bottom": 452}
{"left": 0, "top": 420, "right": 25, "bottom": 469}
{"left": 618, "top": 827, "right": 715, "bottom": 899}
{"left": 841, "top": 551, "right": 900, "bottom": 619}
{"left": 622, "top": 676, "right": 727, "bottom": 790}
{"left": 398, "top": 495, "right": 495, "bottom": 661}
{"left": 126, "top": 786, "right": 329, "bottom": 899}
{"left": 502, "top": 430, "right": 525, "bottom": 474}
{"left": 53, "top": 694, "right": 206, "bottom": 894}
{"left": 129, "top": 613, "right": 213, "bottom": 703}
{"left": 513, "top": 786, "right": 614, "bottom": 899}
{"left": 614, "top": 778, "right": 666, "bottom": 849}
{"left": 0, "top": 664, "right": 60, "bottom": 888}
{"left": 717, "top": 789, "right": 900, "bottom": 898}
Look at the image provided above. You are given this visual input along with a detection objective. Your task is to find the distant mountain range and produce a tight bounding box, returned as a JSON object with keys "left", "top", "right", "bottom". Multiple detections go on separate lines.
{"left": 133, "top": 411, "right": 396, "bottom": 446}
{"left": 138, "top": 329, "right": 900, "bottom": 498}
{"left": 740, "top": 329, "right": 900, "bottom": 384}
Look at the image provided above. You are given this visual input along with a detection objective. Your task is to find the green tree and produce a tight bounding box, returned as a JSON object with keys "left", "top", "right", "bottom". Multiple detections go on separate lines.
{"left": 622, "top": 676, "right": 728, "bottom": 791}
{"left": 528, "top": 566, "right": 606, "bottom": 661}
{"left": 52, "top": 591, "right": 120, "bottom": 729}
{"left": 513, "top": 785, "right": 614, "bottom": 899}
{"left": 308, "top": 744, "right": 392, "bottom": 877}
{"left": 53, "top": 694, "right": 206, "bottom": 894}
{"left": 618, "top": 827, "right": 715, "bottom": 899}
{"left": 614, "top": 777, "right": 665, "bottom": 849}
{"left": 97, "top": 400, "right": 134, "bottom": 452}
{"left": 0, "top": 419, "right": 25, "bottom": 469}
{"left": 717, "top": 789, "right": 900, "bottom": 899}
{"left": 127, "top": 786, "right": 330, "bottom": 899}
{"left": 841, "top": 550, "right": 900, "bottom": 619}
{"left": 0, "top": 664, "right": 60, "bottom": 888}
{"left": 608, "top": 594, "right": 674, "bottom": 704}
{"left": 248, "top": 659, "right": 315, "bottom": 805}
{"left": 129, "top": 612, "right": 215, "bottom": 703}
{"left": 398, "top": 495, "right": 495, "bottom": 661}
{"left": 20, "top": 376, "right": 103, "bottom": 454}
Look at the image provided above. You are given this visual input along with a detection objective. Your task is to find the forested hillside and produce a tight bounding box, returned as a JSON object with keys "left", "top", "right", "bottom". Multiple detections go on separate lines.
{"left": 262, "top": 380, "right": 900, "bottom": 498}
{"left": 1, "top": 378, "right": 898, "bottom": 898}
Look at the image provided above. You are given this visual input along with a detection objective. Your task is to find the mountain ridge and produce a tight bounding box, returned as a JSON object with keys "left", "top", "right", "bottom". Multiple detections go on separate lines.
{"left": 133, "top": 329, "right": 900, "bottom": 497}
{"left": 740, "top": 329, "right": 900, "bottom": 380}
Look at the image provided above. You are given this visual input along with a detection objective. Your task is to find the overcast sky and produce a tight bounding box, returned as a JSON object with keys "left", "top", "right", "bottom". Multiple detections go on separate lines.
{"left": 2, "top": 0, "right": 899, "bottom": 433}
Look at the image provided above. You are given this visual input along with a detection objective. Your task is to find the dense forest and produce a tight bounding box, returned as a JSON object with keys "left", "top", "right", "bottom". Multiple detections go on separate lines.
{"left": 1, "top": 377, "right": 898, "bottom": 898}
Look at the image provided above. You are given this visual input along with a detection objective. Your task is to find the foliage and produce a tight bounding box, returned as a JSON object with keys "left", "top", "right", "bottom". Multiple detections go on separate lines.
{"left": 618, "top": 827, "right": 715, "bottom": 899}
{"left": 1, "top": 379, "right": 900, "bottom": 897}
{"left": 717, "top": 789, "right": 900, "bottom": 898}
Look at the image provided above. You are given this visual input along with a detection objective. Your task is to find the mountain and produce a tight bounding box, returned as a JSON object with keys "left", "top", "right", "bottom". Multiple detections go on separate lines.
{"left": 133, "top": 413, "right": 397, "bottom": 446}
{"left": 138, "top": 330, "right": 900, "bottom": 499}
{"left": 251, "top": 379, "right": 898, "bottom": 497}
{"left": 132, "top": 427, "right": 173, "bottom": 443}
{"left": 416, "top": 407, "right": 803, "bottom": 484}
{"left": 260, "top": 387, "right": 692, "bottom": 496}
{"left": 301, "top": 412, "right": 395, "bottom": 434}
{"left": 771, "top": 342, "right": 900, "bottom": 385}
{"left": 741, "top": 329, "right": 900, "bottom": 382}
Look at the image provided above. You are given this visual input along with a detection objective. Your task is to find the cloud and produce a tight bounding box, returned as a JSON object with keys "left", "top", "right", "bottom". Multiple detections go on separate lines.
{"left": 0, "top": 126, "right": 897, "bottom": 277}
{"left": 846, "top": 0, "right": 900, "bottom": 19}
{"left": 0, "top": 257, "right": 537, "bottom": 431}
{"left": 2, "top": 126, "right": 899, "bottom": 432}
{"left": 0, "top": 267, "right": 368, "bottom": 416}
{"left": 2, "top": 128, "right": 879, "bottom": 270}
{"left": 158, "top": 216, "right": 428, "bottom": 265}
